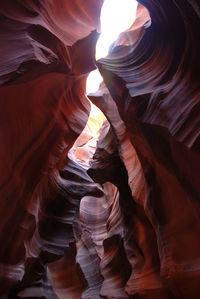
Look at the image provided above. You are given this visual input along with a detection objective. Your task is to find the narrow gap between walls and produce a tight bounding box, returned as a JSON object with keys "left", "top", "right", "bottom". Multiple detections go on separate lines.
{"left": 70, "top": 0, "right": 138, "bottom": 166}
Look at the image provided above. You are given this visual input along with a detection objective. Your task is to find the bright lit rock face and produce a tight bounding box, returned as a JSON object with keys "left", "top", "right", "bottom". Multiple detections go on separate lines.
{"left": 0, "top": 1, "right": 200, "bottom": 298}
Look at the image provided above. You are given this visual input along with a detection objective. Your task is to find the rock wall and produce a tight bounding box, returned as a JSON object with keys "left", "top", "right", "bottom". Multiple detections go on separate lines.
{"left": 0, "top": 0, "right": 200, "bottom": 298}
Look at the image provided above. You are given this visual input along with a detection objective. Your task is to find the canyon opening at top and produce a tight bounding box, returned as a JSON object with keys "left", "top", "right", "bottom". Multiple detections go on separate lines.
{"left": 87, "top": 0, "right": 138, "bottom": 94}
{"left": 71, "top": 0, "right": 139, "bottom": 165}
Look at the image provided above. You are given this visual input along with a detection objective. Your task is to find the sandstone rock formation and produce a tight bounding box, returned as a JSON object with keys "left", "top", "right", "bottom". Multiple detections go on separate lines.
{"left": 0, "top": 0, "right": 200, "bottom": 298}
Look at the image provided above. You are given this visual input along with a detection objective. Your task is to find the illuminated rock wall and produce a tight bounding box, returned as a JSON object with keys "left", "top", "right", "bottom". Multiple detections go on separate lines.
{"left": 93, "top": 0, "right": 200, "bottom": 297}
{"left": 0, "top": 0, "right": 103, "bottom": 297}
{"left": 0, "top": 0, "right": 200, "bottom": 298}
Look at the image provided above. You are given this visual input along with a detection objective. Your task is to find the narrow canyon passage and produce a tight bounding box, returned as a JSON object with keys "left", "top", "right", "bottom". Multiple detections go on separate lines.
{"left": 0, "top": 0, "right": 200, "bottom": 298}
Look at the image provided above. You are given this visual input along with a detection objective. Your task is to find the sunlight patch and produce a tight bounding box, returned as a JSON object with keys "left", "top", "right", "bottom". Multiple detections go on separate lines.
{"left": 86, "top": 0, "right": 138, "bottom": 95}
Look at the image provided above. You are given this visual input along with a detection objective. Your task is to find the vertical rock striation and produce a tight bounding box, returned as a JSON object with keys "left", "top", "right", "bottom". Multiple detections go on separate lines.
{"left": 0, "top": 0, "right": 200, "bottom": 298}
{"left": 94, "top": 0, "right": 200, "bottom": 297}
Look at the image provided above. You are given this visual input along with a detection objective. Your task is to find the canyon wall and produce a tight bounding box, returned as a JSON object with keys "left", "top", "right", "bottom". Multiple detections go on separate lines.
{"left": 0, "top": 0, "right": 200, "bottom": 298}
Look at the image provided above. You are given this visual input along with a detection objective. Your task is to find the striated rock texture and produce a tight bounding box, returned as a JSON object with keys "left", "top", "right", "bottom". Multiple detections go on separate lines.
{"left": 91, "top": 0, "right": 200, "bottom": 298}
{"left": 0, "top": 0, "right": 200, "bottom": 298}
{"left": 0, "top": 0, "right": 103, "bottom": 297}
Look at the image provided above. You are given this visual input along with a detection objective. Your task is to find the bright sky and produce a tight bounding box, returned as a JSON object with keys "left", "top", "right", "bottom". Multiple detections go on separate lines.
{"left": 73, "top": 0, "right": 138, "bottom": 162}
{"left": 86, "top": 0, "right": 138, "bottom": 94}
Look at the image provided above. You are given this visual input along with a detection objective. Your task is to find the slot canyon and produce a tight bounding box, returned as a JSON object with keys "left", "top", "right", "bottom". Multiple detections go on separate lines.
{"left": 0, "top": 0, "right": 200, "bottom": 298}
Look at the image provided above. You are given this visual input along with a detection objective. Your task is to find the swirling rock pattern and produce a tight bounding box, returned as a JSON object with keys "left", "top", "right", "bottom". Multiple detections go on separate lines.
{"left": 0, "top": 0, "right": 200, "bottom": 298}
{"left": 87, "top": 117, "right": 169, "bottom": 298}
{"left": 95, "top": 0, "right": 200, "bottom": 298}
{"left": 0, "top": 0, "right": 103, "bottom": 297}
{"left": 10, "top": 157, "right": 103, "bottom": 298}
{"left": 88, "top": 90, "right": 164, "bottom": 297}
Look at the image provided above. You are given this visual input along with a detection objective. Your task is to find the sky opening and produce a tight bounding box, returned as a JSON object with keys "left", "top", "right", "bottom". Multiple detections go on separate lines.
{"left": 72, "top": 0, "right": 139, "bottom": 165}
{"left": 86, "top": 0, "right": 138, "bottom": 94}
